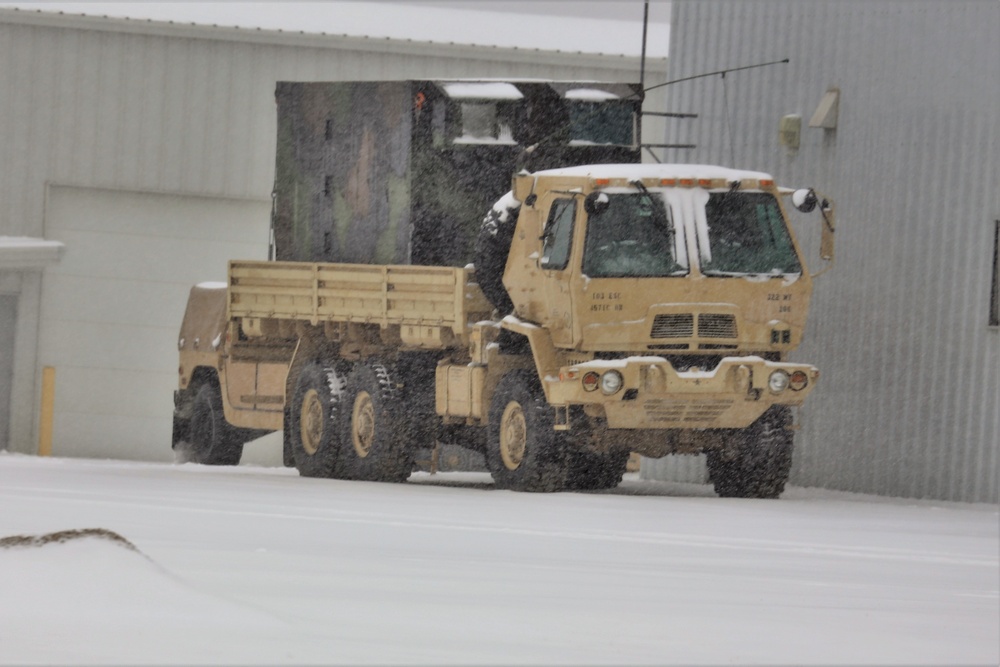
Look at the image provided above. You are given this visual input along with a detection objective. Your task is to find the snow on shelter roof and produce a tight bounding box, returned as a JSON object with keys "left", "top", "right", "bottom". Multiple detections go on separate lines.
{"left": 531, "top": 164, "right": 775, "bottom": 182}
{"left": 440, "top": 82, "right": 524, "bottom": 100}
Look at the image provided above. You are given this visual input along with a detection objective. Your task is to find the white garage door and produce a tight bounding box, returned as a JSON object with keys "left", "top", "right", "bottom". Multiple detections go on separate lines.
{"left": 40, "top": 186, "right": 272, "bottom": 462}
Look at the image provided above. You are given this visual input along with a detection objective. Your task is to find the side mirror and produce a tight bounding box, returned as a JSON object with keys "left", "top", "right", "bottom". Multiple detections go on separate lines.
{"left": 783, "top": 187, "right": 836, "bottom": 277}
{"left": 584, "top": 191, "right": 610, "bottom": 216}
{"left": 792, "top": 188, "right": 817, "bottom": 213}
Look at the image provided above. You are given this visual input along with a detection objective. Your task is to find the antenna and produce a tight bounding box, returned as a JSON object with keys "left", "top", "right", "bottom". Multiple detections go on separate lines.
{"left": 640, "top": 1, "right": 649, "bottom": 93}
{"left": 638, "top": 0, "right": 649, "bottom": 150}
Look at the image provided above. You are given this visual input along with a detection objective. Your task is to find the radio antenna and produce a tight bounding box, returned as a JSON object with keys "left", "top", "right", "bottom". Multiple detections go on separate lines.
{"left": 639, "top": 1, "right": 649, "bottom": 93}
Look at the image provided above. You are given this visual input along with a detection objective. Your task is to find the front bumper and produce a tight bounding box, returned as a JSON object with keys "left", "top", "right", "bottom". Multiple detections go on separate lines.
{"left": 545, "top": 355, "right": 818, "bottom": 429}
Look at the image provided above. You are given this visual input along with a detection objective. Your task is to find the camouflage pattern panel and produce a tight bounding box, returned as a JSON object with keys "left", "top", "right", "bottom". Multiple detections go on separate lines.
{"left": 273, "top": 81, "right": 413, "bottom": 265}
{"left": 273, "top": 80, "right": 642, "bottom": 268}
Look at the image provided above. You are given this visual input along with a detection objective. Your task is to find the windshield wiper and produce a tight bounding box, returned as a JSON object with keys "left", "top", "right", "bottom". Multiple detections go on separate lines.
{"left": 628, "top": 180, "right": 674, "bottom": 237}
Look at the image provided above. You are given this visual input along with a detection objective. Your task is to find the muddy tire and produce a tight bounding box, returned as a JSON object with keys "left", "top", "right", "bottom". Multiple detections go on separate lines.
{"left": 566, "top": 449, "right": 629, "bottom": 491}
{"left": 486, "top": 371, "right": 567, "bottom": 492}
{"left": 338, "top": 362, "right": 413, "bottom": 483}
{"left": 288, "top": 362, "right": 345, "bottom": 478}
{"left": 177, "top": 382, "right": 243, "bottom": 465}
{"left": 706, "top": 406, "right": 794, "bottom": 499}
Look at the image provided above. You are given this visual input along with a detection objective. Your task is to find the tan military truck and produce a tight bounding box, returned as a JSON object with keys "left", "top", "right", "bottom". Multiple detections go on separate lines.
{"left": 173, "top": 163, "right": 834, "bottom": 497}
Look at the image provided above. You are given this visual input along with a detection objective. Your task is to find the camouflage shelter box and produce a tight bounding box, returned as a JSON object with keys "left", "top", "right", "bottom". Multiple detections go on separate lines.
{"left": 272, "top": 80, "right": 642, "bottom": 267}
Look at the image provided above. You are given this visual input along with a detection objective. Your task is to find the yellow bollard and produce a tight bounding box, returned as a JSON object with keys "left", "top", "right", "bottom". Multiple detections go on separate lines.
{"left": 38, "top": 366, "right": 55, "bottom": 457}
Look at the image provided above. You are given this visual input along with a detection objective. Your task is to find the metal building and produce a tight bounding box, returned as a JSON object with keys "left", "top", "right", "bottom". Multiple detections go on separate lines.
{"left": 641, "top": 0, "right": 999, "bottom": 503}
{"left": 0, "top": 8, "right": 668, "bottom": 463}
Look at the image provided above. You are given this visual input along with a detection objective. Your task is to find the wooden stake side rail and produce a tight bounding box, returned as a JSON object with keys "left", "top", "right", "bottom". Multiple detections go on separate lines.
{"left": 227, "top": 260, "right": 490, "bottom": 334}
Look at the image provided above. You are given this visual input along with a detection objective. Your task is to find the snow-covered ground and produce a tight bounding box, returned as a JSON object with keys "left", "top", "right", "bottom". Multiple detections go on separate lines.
{"left": 0, "top": 453, "right": 996, "bottom": 665}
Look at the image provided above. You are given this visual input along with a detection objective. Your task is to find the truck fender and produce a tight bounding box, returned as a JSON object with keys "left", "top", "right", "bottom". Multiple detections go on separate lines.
{"left": 498, "top": 316, "right": 559, "bottom": 404}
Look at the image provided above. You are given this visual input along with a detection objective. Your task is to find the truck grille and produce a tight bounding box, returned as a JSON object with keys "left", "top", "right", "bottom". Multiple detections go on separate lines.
{"left": 697, "top": 314, "right": 737, "bottom": 338}
{"left": 650, "top": 313, "right": 737, "bottom": 339}
{"left": 650, "top": 314, "right": 694, "bottom": 338}
{"left": 644, "top": 399, "right": 735, "bottom": 424}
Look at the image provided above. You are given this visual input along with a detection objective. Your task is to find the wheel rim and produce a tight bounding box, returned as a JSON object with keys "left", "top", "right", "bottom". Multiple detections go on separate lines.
{"left": 352, "top": 390, "right": 375, "bottom": 458}
{"left": 300, "top": 388, "right": 324, "bottom": 455}
{"left": 499, "top": 400, "right": 527, "bottom": 471}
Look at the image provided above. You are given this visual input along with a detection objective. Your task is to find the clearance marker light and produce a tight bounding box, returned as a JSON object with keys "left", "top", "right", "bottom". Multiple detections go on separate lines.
{"left": 698, "top": 178, "right": 713, "bottom": 188}
{"left": 594, "top": 178, "right": 611, "bottom": 186}
{"left": 679, "top": 178, "right": 694, "bottom": 187}
{"left": 660, "top": 178, "right": 677, "bottom": 186}
{"left": 760, "top": 179, "right": 774, "bottom": 187}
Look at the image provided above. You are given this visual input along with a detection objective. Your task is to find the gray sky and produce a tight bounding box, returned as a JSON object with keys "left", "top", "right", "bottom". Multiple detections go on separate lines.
{"left": 0, "top": 1, "right": 671, "bottom": 57}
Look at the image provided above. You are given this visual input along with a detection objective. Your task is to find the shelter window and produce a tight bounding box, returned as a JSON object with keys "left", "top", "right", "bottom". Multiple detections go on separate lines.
{"left": 568, "top": 102, "right": 635, "bottom": 147}
{"left": 455, "top": 102, "right": 516, "bottom": 145}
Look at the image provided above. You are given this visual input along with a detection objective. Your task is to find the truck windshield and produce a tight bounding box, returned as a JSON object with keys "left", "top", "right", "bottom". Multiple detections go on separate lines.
{"left": 700, "top": 192, "right": 802, "bottom": 275}
{"left": 582, "top": 193, "right": 687, "bottom": 278}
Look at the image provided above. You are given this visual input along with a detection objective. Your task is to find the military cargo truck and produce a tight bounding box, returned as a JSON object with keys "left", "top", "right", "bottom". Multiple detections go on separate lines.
{"left": 173, "top": 162, "right": 835, "bottom": 497}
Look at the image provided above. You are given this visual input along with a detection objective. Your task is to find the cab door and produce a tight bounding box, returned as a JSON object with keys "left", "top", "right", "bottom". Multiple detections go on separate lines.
{"left": 537, "top": 194, "right": 578, "bottom": 346}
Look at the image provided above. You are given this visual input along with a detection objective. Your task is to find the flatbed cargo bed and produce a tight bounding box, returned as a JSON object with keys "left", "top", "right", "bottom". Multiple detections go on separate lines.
{"left": 228, "top": 260, "right": 493, "bottom": 343}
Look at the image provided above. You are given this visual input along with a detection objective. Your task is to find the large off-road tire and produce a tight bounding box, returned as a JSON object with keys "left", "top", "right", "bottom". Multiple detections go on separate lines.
{"left": 706, "top": 406, "right": 794, "bottom": 499}
{"left": 565, "top": 449, "right": 630, "bottom": 491}
{"left": 176, "top": 382, "right": 243, "bottom": 465}
{"left": 288, "top": 362, "right": 345, "bottom": 478}
{"left": 486, "top": 371, "right": 568, "bottom": 492}
{"left": 338, "top": 362, "right": 413, "bottom": 483}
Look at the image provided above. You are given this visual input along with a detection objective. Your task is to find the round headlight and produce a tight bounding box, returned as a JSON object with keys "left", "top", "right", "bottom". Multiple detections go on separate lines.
{"left": 789, "top": 370, "right": 809, "bottom": 391}
{"left": 768, "top": 370, "right": 790, "bottom": 393}
{"left": 600, "top": 370, "right": 623, "bottom": 395}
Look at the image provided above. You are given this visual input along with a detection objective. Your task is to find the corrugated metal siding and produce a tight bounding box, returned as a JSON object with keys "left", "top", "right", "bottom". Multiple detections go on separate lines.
{"left": 644, "top": 0, "right": 999, "bottom": 503}
{"left": 0, "top": 10, "right": 668, "bottom": 237}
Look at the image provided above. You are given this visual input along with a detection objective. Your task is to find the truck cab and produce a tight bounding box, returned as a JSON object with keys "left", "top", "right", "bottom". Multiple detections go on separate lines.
{"left": 474, "top": 164, "right": 834, "bottom": 441}
{"left": 505, "top": 164, "right": 821, "bottom": 356}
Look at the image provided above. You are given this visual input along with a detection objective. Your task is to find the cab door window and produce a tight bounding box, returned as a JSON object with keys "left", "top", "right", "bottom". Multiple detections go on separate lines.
{"left": 541, "top": 198, "right": 576, "bottom": 270}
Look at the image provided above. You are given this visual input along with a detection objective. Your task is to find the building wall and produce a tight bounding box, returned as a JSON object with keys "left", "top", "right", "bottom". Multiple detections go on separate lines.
{"left": 0, "top": 9, "right": 668, "bottom": 462}
{"left": 643, "top": 0, "right": 999, "bottom": 503}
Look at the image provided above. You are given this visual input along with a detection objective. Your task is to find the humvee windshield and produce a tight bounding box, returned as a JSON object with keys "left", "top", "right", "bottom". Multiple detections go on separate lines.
{"left": 582, "top": 193, "right": 687, "bottom": 278}
{"left": 700, "top": 192, "right": 802, "bottom": 275}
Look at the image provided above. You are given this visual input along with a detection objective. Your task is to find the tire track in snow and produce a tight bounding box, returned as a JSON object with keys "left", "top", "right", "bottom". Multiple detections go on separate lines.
{"left": 1, "top": 485, "right": 994, "bottom": 569}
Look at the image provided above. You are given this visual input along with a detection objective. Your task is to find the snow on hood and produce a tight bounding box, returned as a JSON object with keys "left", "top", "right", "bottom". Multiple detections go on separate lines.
{"left": 532, "top": 163, "right": 775, "bottom": 183}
